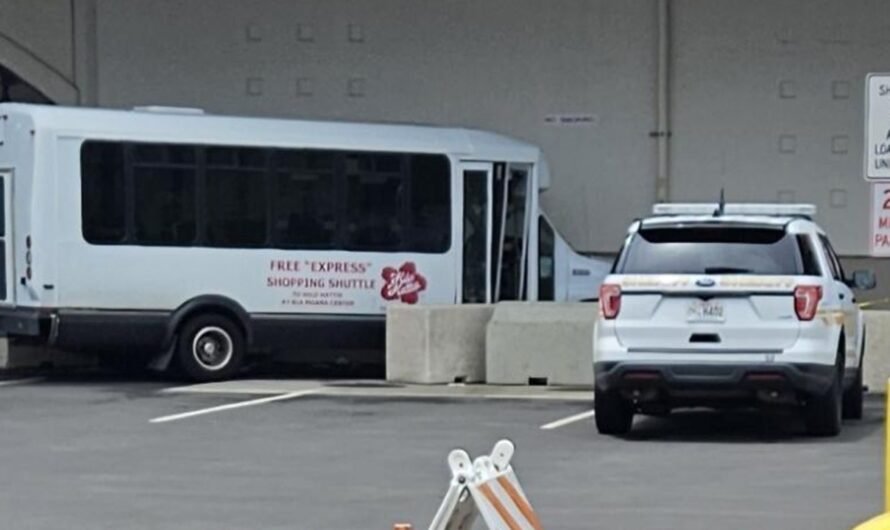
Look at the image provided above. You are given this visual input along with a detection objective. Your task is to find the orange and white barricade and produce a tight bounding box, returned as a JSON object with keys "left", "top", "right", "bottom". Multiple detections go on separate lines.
{"left": 427, "top": 440, "right": 542, "bottom": 530}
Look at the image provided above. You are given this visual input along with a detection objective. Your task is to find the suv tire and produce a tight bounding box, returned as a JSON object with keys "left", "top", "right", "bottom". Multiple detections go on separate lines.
{"left": 805, "top": 351, "right": 843, "bottom": 437}
{"left": 842, "top": 363, "right": 864, "bottom": 420}
{"left": 595, "top": 388, "right": 634, "bottom": 435}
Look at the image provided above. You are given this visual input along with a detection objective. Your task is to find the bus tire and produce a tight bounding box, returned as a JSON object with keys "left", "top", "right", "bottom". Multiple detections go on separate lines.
{"left": 176, "top": 314, "right": 245, "bottom": 382}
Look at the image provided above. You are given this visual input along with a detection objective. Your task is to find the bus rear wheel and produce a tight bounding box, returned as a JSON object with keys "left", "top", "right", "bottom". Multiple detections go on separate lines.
{"left": 176, "top": 314, "right": 245, "bottom": 382}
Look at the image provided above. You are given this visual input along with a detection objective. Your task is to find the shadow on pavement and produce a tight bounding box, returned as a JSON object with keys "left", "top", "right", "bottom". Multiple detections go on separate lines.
{"left": 6, "top": 354, "right": 386, "bottom": 386}
{"left": 623, "top": 396, "right": 883, "bottom": 444}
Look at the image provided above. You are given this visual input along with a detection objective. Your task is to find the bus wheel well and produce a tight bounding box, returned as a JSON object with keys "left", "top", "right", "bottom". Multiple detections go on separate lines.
{"left": 182, "top": 307, "right": 246, "bottom": 336}
{"left": 165, "top": 296, "right": 252, "bottom": 349}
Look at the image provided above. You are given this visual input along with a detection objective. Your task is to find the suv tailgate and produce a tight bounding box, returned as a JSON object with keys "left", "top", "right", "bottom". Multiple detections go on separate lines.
{"left": 613, "top": 275, "right": 801, "bottom": 352}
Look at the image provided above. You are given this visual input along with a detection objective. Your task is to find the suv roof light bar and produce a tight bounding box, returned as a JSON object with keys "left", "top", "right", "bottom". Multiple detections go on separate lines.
{"left": 652, "top": 203, "right": 816, "bottom": 219}
{"left": 131, "top": 105, "right": 206, "bottom": 115}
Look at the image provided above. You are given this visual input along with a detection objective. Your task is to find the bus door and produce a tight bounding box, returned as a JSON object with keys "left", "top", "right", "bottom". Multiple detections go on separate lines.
{"left": 461, "top": 163, "right": 492, "bottom": 303}
{"left": 0, "top": 170, "right": 12, "bottom": 306}
{"left": 492, "top": 163, "right": 532, "bottom": 302}
{"left": 460, "top": 162, "right": 533, "bottom": 303}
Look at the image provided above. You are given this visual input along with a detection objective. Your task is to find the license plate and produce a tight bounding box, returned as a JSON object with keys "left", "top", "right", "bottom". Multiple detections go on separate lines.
{"left": 687, "top": 300, "right": 725, "bottom": 322}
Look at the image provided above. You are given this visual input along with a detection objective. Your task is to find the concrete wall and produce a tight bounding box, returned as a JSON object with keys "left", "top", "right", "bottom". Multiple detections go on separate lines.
{"left": 0, "top": 0, "right": 81, "bottom": 103}
{"left": 90, "top": 0, "right": 657, "bottom": 252}
{"left": 671, "top": 0, "right": 890, "bottom": 255}
{"left": 1, "top": 1, "right": 888, "bottom": 257}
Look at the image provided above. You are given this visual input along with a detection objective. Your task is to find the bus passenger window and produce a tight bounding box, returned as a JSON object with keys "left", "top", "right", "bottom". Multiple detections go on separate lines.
{"left": 344, "top": 174, "right": 403, "bottom": 251}
{"left": 205, "top": 147, "right": 268, "bottom": 248}
{"left": 343, "top": 154, "right": 403, "bottom": 252}
{"left": 78, "top": 141, "right": 451, "bottom": 254}
{"left": 132, "top": 145, "right": 198, "bottom": 246}
{"left": 407, "top": 155, "right": 450, "bottom": 253}
{"left": 81, "top": 141, "right": 126, "bottom": 244}
{"left": 271, "top": 150, "right": 337, "bottom": 248}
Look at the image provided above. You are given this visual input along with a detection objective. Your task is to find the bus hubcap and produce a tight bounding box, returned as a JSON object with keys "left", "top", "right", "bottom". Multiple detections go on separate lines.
{"left": 192, "top": 327, "right": 233, "bottom": 371}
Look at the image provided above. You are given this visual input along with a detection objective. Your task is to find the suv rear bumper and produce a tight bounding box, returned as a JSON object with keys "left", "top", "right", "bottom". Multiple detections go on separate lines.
{"left": 594, "top": 361, "right": 836, "bottom": 401}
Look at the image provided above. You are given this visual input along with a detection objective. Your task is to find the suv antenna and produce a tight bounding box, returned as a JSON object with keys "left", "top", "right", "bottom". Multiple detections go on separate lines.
{"left": 713, "top": 189, "right": 726, "bottom": 217}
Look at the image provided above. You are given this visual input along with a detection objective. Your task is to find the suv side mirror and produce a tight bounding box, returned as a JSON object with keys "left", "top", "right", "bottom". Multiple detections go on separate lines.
{"left": 849, "top": 270, "right": 877, "bottom": 291}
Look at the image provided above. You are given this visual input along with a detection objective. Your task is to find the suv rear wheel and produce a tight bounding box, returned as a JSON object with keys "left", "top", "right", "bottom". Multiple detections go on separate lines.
{"left": 842, "top": 362, "right": 864, "bottom": 420}
{"left": 804, "top": 349, "right": 843, "bottom": 437}
{"left": 594, "top": 388, "right": 634, "bottom": 435}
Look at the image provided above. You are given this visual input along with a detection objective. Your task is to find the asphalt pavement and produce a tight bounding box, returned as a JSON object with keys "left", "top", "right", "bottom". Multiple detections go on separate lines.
{"left": 0, "top": 375, "right": 884, "bottom": 530}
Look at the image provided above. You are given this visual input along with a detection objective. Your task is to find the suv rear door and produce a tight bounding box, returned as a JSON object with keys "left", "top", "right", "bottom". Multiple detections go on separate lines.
{"left": 817, "top": 234, "right": 858, "bottom": 366}
{"left": 611, "top": 223, "right": 819, "bottom": 353}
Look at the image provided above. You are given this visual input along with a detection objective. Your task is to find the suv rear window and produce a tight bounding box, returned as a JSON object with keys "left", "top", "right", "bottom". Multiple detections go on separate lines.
{"left": 616, "top": 225, "right": 806, "bottom": 275}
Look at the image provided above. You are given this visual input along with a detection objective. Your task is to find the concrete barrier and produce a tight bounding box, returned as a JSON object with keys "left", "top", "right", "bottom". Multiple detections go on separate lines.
{"left": 386, "top": 304, "right": 493, "bottom": 384}
{"left": 485, "top": 302, "right": 597, "bottom": 387}
{"left": 865, "top": 311, "right": 890, "bottom": 393}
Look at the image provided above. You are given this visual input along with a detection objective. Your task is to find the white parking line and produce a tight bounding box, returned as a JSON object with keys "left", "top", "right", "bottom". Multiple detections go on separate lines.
{"left": 150, "top": 389, "right": 319, "bottom": 424}
{"left": 0, "top": 377, "right": 44, "bottom": 387}
{"left": 540, "top": 409, "right": 596, "bottom": 430}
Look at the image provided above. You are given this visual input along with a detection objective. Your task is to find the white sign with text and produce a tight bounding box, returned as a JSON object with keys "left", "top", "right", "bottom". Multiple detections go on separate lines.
{"left": 866, "top": 73, "right": 890, "bottom": 180}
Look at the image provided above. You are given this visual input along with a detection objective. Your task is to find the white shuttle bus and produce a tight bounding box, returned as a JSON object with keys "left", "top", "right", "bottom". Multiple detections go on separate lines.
{"left": 0, "top": 103, "right": 609, "bottom": 380}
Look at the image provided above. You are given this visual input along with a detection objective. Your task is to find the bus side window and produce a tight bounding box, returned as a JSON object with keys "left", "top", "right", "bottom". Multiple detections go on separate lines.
{"left": 343, "top": 154, "right": 403, "bottom": 251}
{"left": 538, "top": 216, "right": 555, "bottom": 301}
{"left": 342, "top": 153, "right": 450, "bottom": 253}
{"left": 407, "top": 154, "right": 450, "bottom": 253}
{"left": 204, "top": 147, "right": 268, "bottom": 248}
{"left": 79, "top": 142, "right": 451, "bottom": 254}
{"left": 81, "top": 141, "right": 126, "bottom": 244}
{"left": 132, "top": 145, "right": 198, "bottom": 246}
{"left": 271, "top": 150, "right": 337, "bottom": 249}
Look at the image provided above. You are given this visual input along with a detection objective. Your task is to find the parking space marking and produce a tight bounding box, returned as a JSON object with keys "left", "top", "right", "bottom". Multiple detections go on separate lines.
{"left": 0, "top": 377, "right": 44, "bottom": 388}
{"left": 150, "top": 389, "right": 320, "bottom": 424}
{"left": 162, "top": 379, "right": 593, "bottom": 401}
{"left": 161, "top": 379, "right": 325, "bottom": 396}
{"left": 540, "top": 409, "right": 595, "bottom": 430}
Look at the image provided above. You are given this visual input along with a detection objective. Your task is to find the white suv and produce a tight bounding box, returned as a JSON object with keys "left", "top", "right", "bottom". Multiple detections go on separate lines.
{"left": 593, "top": 203, "right": 876, "bottom": 437}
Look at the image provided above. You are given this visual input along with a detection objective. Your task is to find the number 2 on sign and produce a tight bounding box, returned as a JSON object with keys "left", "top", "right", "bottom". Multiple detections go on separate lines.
{"left": 884, "top": 189, "right": 890, "bottom": 210}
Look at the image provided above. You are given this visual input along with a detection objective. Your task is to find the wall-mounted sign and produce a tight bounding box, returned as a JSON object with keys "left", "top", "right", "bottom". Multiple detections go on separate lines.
{"left": 866, "top": 73, "right": 890, "bottom": 181}
{"left": 870, "top": 182, "right": 890, "bottom": 256}
{"left": 544, "top": 113, "right": 597, "bottom": 127}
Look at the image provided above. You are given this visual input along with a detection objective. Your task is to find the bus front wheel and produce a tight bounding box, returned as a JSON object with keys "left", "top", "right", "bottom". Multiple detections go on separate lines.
{"left": 176, "top": 314, "right": 245, "bottom": 382}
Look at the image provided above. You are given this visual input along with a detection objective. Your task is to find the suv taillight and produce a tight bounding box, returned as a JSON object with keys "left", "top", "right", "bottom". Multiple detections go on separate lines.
{"left": 599, "top": 284, "right": 622, "bottom": 319}
{"left": 794, "top": 285, "right": 822, "bottom": 321}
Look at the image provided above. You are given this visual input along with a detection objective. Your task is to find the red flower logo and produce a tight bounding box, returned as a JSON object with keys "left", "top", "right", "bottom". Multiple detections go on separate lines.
{"left": 381, "top": 262, "right": 427, "bottom": 304}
